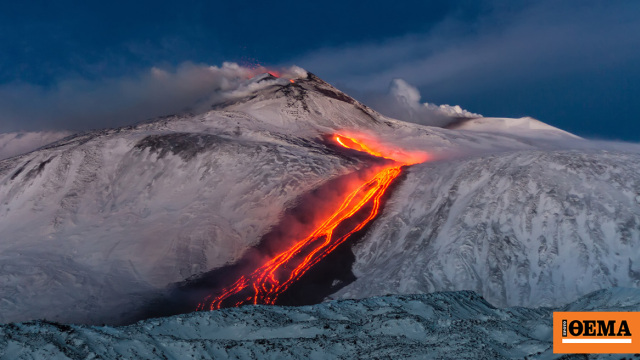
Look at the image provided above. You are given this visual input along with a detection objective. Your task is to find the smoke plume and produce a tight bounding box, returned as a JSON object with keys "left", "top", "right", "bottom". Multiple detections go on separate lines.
{"left": 0, "top": 63, "right": 306, "bottom": 133}
{"left": 353, "top": 78, "right": 479, "bottom": 128}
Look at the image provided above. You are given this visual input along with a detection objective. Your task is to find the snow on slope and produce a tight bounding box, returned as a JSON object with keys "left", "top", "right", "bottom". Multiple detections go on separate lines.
{"left": 335, "top": 150, "right": 640, "bottom": 307}
{"left": 0, "top": 131, "right": 71, "bottom": 160}
{"left": 1, "top": 288, "right": 639, "bottom": 360}
{"left": 446, "top": 116, "right": 579, "bottom": 139}
{"left": 0, "top": 125, "right": 358, "bottom": 325}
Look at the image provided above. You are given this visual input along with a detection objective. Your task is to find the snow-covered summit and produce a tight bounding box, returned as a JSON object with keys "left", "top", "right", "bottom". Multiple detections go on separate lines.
{"left": 446, "top": 116, "right": 579, "bottom": 139}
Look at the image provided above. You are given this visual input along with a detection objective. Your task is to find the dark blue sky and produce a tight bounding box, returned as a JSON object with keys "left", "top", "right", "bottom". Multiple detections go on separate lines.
{"left": 0, "top": 0, "right": 466, "bottom": 83}
{"left": 2, "top": 0, "right": 639, "bottom": 141}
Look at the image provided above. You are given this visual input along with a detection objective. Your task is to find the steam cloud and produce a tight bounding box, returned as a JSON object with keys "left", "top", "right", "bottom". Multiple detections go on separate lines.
{"left": 0, "top": 131, "right": 71, "bottom": 160}
{"left": 358, "top": 78, "right": 480, "bottom": 127}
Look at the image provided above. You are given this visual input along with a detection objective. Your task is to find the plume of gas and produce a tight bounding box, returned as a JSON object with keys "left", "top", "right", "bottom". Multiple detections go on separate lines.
{"left": 0, "top": 63, "right": 309, "bottom": 133}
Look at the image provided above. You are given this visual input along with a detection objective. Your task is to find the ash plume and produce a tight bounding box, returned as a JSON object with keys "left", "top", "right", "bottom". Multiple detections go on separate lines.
{"left": 0, "top": 63, "right": 306, "bottom": 133}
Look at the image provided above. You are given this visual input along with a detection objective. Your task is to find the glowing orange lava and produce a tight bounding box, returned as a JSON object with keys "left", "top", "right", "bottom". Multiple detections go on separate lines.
{"left": 335, "top": 133, "right": 429, "bottom": 165}
{"left": 334, "top": 134, "right": 388, "bottom": 159}
{"left": 197, "top": 134, "right": 419, "bottom": 310}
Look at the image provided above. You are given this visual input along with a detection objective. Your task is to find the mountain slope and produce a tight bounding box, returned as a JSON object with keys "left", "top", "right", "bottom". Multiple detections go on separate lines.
{"left": 2, "top": 288, "right": 639, "bottom": 359}
{"left": 446, "top": 116, "right": 580, "bottom": 139}
{"left": 335, "top": 149, "right": 640, "bottom": 307}
{"left": 0, "top": 125, "right": 359, "bottom": 324}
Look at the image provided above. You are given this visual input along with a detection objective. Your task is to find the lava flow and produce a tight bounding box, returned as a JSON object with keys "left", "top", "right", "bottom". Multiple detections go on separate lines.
{"left": 197, "top": 134, "right": 420, "bottom": 310}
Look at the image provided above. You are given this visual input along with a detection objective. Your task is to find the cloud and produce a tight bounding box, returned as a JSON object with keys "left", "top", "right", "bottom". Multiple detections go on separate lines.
{"left": 280, "top": 0, "right": 640, "bottom": 141}
{"left": 0, "top": 63, "right": 305, "bottom": 132}
{"left": 353, "top": 78, "right": 479, "bottom": 127}
{"left": 291, "top": 1, "right": 640, "bottom": 95}
{"left": 0, "top": 131, "right": 71, "bottom": 160}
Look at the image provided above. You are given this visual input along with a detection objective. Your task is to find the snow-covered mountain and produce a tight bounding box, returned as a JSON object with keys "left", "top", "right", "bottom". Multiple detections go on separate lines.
{"left": 0, "top": 71, "right": 434, "bottom": 325}
{"left": 446, "top": 116, "right": 579, "bottom": 139}
{"left": 2, "top": 288, "right": 639, "bottom": 359}
{"left": 0, "top": 69, "right": 639, "bottom": 327}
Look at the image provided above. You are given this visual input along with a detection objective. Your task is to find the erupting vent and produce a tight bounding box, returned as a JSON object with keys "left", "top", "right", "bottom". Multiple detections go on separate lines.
{"left": 197, "top": 134, "right": 425, "bottom": 310}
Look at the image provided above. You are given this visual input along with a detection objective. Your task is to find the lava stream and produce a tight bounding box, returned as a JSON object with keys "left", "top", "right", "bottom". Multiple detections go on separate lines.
{"left": 197, "top": 134, "right": 415, "bottom": 310}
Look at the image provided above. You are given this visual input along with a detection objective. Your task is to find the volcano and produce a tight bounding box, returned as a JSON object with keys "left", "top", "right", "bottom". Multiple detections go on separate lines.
{"left": 0, "top": 69, "right": 639, "bottom": 327}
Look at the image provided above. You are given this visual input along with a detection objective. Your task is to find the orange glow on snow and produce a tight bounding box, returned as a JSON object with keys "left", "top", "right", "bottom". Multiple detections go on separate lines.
{"left": 334, "top": 133, "right": 430, "bottom": 165}
{"left": 197, "top": 133, "right": 429, "bottom": 310}
{"left": 334, "top": 135, "right": 387, "bottom": 159}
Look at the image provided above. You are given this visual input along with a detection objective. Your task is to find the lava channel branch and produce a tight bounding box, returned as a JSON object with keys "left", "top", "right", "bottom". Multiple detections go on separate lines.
{"left": 197, "top": 134, "right": 426, "bottom": 310}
